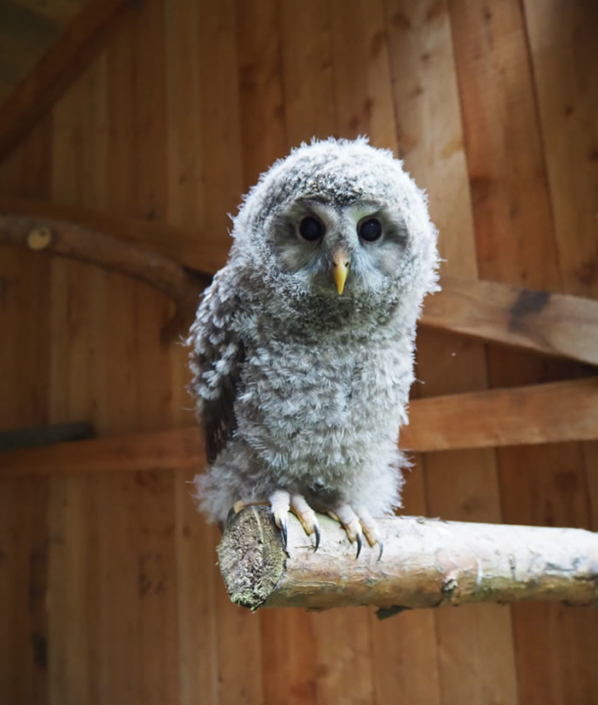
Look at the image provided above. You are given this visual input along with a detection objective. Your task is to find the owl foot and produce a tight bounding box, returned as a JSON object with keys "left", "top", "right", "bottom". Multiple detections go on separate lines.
{"left": 328, "top": 505, "right": 383, "bottom": 560}
{"left": 270, "top": 490, "right": 321, "bottom": 552}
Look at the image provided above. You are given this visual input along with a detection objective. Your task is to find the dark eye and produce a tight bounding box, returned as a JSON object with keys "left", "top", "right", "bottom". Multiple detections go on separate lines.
{"left": 299, "top": 215, "right": 324, "bottom": 241}
{"left": 358, "top": 218, "right": 382, "bottom": 242}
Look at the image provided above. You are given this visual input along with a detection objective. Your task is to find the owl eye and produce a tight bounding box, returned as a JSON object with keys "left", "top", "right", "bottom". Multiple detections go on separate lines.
{"left": 358, "top": 218, "right": 382, "bottom": 242}
{"left": 299, "top": 215, "right": 325, "bottom": 241}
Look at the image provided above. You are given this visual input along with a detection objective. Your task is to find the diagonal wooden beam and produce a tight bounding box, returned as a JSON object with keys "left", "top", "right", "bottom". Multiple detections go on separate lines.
{"left": 0, "top": 0, "right": 141, "bottom": 164}
{"left": 2, "top": 378, "right": 597, "bottom": 478}
{"left": 422, "top": 276, "right": 598, "bottom": 368}
{"left": 2, "top": 198, "right": 598, "bottom": 365}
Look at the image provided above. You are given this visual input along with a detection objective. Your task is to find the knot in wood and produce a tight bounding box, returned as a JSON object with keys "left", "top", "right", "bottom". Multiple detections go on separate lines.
{"left": 27, "top": 227, "right": 52, "bottom": 250}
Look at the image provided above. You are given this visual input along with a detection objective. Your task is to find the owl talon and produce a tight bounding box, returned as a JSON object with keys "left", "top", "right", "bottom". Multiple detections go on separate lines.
{"left": 289, "top": 494, "right": 321, "bottom": 550}
{"left": 278, "top": 517, "right": 288, "bottom": 549}
{"left": 377, "top": 541, "right": 384, "bottom": 561}
{"left": 313, "top": 525, "right": 321, "bottom": 552}
{"left": 355, "top": 532, "right": 362, "bottom": 559}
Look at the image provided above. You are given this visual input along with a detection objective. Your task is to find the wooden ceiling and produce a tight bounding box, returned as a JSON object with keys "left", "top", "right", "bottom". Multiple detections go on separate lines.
{"left": 0, "top": 0, "right": 86, "bottom": 101}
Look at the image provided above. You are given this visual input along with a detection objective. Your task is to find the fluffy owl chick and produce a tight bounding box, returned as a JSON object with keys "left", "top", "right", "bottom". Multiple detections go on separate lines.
{"left": 189, "top": 137, "right": 438, "bottom": 557}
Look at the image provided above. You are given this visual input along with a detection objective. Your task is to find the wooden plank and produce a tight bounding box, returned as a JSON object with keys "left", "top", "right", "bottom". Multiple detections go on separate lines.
{"left": 423, "top": 277, "right": 598, "bottom": 367}
{"left": 0, "top": 99, "right": 53, "bottom": 705}
{"left": 384, "top": 1, "right": 518, "bottom": 703}
{"left": 131, "top": 2, "right": 180, "bottom": 702}
{"left": 329, "top": 0, "right": 397, "bottom": 150}
{"left": 0, "top": 0, "right": 140, "bottom": 164}
{"left": 448, "top": 1, "right": 597, "bottom": 704}
{"left": 403, "top": 377, "right": 598, "bottom": 452}
{"left": 46, "top": 56, "right": 102, "bottom": 705}
{"left": 164, "top": 1, "right": 219, "bottom": 703}
{"left": 198, "top": 3, "right": 264, "bottom": 705}
{"left": 95, "top": 29, "right": 141, "bottom": 705}
{"left": 520, "top": 1, "right": 598, "bottom": 702}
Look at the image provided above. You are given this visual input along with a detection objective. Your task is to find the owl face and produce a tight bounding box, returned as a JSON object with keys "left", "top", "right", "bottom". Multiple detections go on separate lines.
{"left": 266, "top": 194, "right": 410, "bottom": 298}
{"left": 232, "top": 138, "right": 438, "bottom": 317}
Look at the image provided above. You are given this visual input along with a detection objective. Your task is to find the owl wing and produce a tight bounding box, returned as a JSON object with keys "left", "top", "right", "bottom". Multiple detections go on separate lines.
{"left": 188, "top": 269, "right": 245, "bottom": 464}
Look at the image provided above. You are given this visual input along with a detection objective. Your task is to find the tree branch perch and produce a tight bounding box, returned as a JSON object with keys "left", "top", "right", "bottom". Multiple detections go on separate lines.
{"left": 218, "top": 507, "right": 598, "bottom": 612}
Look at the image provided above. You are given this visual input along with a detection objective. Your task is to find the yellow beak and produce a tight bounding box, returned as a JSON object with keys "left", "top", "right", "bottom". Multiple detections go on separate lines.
{"left": 332, "top": 247, "right": 350, "bottom": 295}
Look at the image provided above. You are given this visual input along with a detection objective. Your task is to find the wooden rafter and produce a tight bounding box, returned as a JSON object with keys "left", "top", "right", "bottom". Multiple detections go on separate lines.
{"left": 401, "top": 376, "right": 598, "bottom": 453}
{"left": 2, "top": 377, "right": 597, "bottom": 477}
{"left": 0, "top": 0, "right": 141, "bottom": 163}
{"left": 2, "top": 198, "right": 598, "bottom": 365}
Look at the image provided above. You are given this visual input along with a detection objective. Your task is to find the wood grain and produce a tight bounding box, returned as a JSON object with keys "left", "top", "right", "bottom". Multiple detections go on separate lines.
{"left": 1, "top": 0, "right": 597, "bottom": 702}
{"left": 403, "top": 377, "right": 598, "bottom": 452}
{"left": 384, "top": 1, "right": 518, "bottom": 703}
{"left": 520, "top": 1, "right": 598, "bottom": 702}
{"left": 0, "top": 100, "right": 53, "bottom": 705}
{"left": 449, "top": 1, "right": 598, "bottom": 704}
{"left": 0, "top": 0, "right": 140, "bottom": 164}
{"left": 424, "top": 276, "right": 598, "bottom": 367}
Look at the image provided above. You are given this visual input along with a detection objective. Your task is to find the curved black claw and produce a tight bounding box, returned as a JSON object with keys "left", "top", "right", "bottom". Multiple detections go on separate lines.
{"left": 279, "top": 518, "right": 288, "bottom": 549}
{"left": 313, "top": 525, "right": 321, "bottom": 552}
{"left": 377, "top": 541, "right": 384, "bottom": 561}
{"left": 226, "top": 506, "right": 236, "bottom": 526}
{"left": 355, "top": 532, "right": 362, "bottom": 559}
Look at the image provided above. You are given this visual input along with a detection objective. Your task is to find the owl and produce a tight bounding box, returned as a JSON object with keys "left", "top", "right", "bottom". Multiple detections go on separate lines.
{"left": 188, "top": 138, "right": 438, "bottom": 557}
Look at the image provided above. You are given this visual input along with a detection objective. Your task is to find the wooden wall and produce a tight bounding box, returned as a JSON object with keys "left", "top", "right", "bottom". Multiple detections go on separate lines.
{"left": 1, "top": 0, "right": 597, "bottom": 703}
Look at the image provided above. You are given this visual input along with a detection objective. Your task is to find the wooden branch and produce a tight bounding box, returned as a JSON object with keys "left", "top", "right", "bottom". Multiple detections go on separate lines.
{"left": 0, "top": 196, "right": 227, "bottom": 275}
{"left": 401, "top": 377, "right": 598, "bottom": 452}
{"left": 2, "top": 377, "right": 598, "bottom": 477}
{"left": 0, "top": 0, "right": 140, "bottom": 163}
{"left": 422, "top": 276, "right": 598, "bottom": 367}
{"left": 218, "top": 507, "right": 598, "bottom": 611}
{"left": 0, "top": 213, "right": 208, "bottom": 343}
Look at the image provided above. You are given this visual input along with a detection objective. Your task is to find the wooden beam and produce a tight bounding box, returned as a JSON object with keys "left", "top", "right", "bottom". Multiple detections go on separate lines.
{"left": 401, "top": 377, "right": 598, "bottom": 453}
{"left": 0, "top": 422, "right": 94, "bottom": 452}
{"left": 0, "top": 212, "right": 207, "bottom": 343}
{"left": 2, "top": 198, "right": 597, "bottom": 365}
{"left": 218, "top": 507, "right": 598, "bottom": 611}
{"left": 0, "top": 427, "right": 203, "bottom": 479}
{"left": 422, "top": 276, "right": 598, "bottom": 367}
{"left": 2, "top": 377, "right": 597, "bottom": 477}
{"left": 0, "top": 0, "right": 141, "bottom": 163}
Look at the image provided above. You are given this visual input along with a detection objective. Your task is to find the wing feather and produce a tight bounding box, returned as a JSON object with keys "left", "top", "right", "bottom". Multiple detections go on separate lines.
{"left": 188, "top": 270, "right": 244, "bottom": 464}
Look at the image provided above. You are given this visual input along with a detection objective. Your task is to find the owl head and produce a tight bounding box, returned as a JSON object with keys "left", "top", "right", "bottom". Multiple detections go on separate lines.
{"left": 229, "top": 138, "right": 438, "bottom": 328}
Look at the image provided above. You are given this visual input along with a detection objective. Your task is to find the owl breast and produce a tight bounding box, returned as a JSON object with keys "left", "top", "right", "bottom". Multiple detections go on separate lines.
{"left": 232, "top": 329, "right": 414, "bottom": 492}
